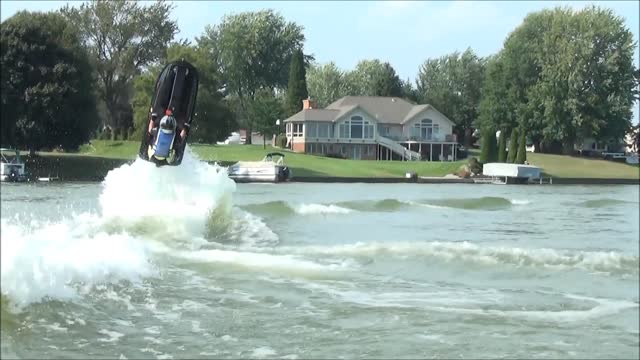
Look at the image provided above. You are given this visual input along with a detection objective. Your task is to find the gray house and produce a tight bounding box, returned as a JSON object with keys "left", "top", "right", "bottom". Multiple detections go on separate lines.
{"left": 283, "top": 96, "right": 458, "bottom": 161}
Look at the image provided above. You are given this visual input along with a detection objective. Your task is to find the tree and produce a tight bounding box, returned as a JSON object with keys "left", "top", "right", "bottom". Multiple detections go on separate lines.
{"left": 202, "top": 9, "right": 306, "bottom": 143}
{"left": 61, "top": 0, "right": 178, "bottom": 137}
{"left": 344, "top": 59, "right": 403, "bottom": 97}
{"left": 285, "top": 48, "right": 309, "bottom": 116}
{"left": 497, "top": 130, "right": 507, "bottom": 162}
{"left": 479, "top": 129, "right": 498, "bottom": 164}
{"left": 306, "top": 62, "right": 350, "bottom": 108}
{"left": 496, "top": 6, "right": 637, "bottom": 154}
{"left": 626, "top": 124, "right": 639, "bottom": 154}
{"left": 0, "top": 11, "right": 98, "bottom": 151}
{"left": 249, "top": 89, "right": 285, "bottom": 149}
{"left": 401, "top": 78, "right": 420, "bottom": 103}
{"left": 373, "top": 62, "right": 404, "bottom": 97}
{"left": 516, "top": 128, "right": 527, "bottom": 164}
{"left": 477, "top": 55, "right": 516, "bottom": 141}
{"left": 417, "top": 48, "right": 485, "bottom": 147}
{"left": 507, "top": 127, "right": 519, "bottom": 163}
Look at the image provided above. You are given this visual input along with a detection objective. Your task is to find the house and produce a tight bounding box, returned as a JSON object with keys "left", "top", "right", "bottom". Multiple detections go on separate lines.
{"left": 283, "top": 96, "right": 458, "bottom": 161}
{"left": 575, "top": 137, "right": 627, "bottom": 155}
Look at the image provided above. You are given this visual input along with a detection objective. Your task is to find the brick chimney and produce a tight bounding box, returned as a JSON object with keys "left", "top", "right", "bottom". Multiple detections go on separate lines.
{"left": 302, "top": 97, "right": 316, "bottom": 110}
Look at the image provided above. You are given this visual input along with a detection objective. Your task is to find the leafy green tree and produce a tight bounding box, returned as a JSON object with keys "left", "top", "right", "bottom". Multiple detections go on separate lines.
{"left": 401, "top": 78, "right": 420, "bottom": 103}
{"left": 286, "top": 48, "right": 309, "bottom": 116}
{"left": 477, "top": 55, "right": 516, "bottom": 139}
{"left": 516, "top": 128, "right": 528, "bottom": 164}
{"left": 417, "top": 48, "right": 485, "bottom": 147}
{"left": 507, "top": 127, "right": 519, "bottom": 163}
{"left": 306, "top": 62, "right": 350, "bottom": 107}
{"left": 249, "top": 89, "right": 285, "bottom": 148}
{"left": 496, "top": 6, "right": 636, "bottom": 154}
{"left": 344, "top": 59, "right": 403, "bottom": 97}
{"left": 0, "top": 11, "right": 97, "bottom": 151}
{"left": 373, "top": 62, "right": 404, "bottom": 97}
{"left": 61, "top": 0, "right": 177, "bottom": 137}
{"left": 202, "top": 10, "right": 306, "bottom": 143}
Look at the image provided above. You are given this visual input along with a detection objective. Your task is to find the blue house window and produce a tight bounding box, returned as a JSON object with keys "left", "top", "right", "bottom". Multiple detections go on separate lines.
{"left": 413, "top": 118, "right": 439, "bottom": 140}
{"left": 340, "top": 115, "right": 374, "bottom": 139}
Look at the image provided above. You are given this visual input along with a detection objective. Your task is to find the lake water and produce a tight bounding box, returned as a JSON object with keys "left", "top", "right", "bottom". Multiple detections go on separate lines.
{"left": 1, "top": 153, "right": 639, "bottom": 359}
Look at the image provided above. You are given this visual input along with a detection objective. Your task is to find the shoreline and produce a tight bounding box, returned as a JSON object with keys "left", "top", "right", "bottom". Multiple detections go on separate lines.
{"left": 12, "top": 175, "right": 640, "bottom": 185}
{"left": 9, "top": 154, "right": 639, "bottom": 185}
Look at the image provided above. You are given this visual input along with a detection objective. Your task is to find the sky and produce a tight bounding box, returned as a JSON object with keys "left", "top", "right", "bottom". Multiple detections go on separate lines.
{"left": 2, "top": 0, "right": 639, "bottom": 122}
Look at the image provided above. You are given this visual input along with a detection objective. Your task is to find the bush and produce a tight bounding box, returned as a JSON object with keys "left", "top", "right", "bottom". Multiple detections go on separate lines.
{"left": 99, "top": 127, "right": 112, "bottom": 140}
{"left": 457, "top": 164, "right": 471, "bottom": 178}
{"left": 468, "top": 156, "right": 482, "bottom": 175}
{"left": 275, "top": 133, "right": 287, "bottom": 148}
{"left": 325, "top": 152, "right": 346, "bottom": 159}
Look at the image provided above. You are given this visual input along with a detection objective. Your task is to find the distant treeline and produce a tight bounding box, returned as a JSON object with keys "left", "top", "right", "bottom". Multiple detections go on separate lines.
{"left": 0, "top": 0, "right": 638, "bottom": 154}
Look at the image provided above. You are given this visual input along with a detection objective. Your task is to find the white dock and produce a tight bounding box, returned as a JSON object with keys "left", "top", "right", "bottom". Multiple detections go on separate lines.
{"left": 482, "top": 163, "right": 542, "bottom": 184}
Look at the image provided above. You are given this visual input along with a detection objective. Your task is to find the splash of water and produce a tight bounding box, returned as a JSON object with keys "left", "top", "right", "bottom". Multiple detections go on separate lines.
{"left": 1, "top": 149, "right": 238, "bottom": 307}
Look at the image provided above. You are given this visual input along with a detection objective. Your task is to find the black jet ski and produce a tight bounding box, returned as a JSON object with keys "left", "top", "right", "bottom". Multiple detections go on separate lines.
{"left": 138, "top": 60, "right": 199, "bottom": 166}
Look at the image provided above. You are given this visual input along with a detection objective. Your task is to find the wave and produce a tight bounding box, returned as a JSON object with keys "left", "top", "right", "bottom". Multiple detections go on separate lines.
{"left": 0, "top": 150, "right": 262, "bottom": 308}
{"left": 418, "top": 196, "right": 516, "bottom": 210}
{"left": 278, "top": 241, "right": 639, "bottom": 276}
{"left": 164, "top": 247, "right": 350, "bottom": 279}
{"left": 242, "top": 197, "right": 530, "bottom": 217}
{"left": 0, "top": 217, "right": 156, "bottom": 308}
{"left": 241, "top": 201, "right": 353, "bottom": 216}
{"left": 580, "top": 199, "right": 633, "bottom": 208}
{"left": 308, "top": 282, "right": 638, "bottom": 323}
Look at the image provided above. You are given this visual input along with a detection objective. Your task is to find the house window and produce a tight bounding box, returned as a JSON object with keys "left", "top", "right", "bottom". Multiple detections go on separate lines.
{"left": 339, "top": 115, "right": 375, "bottom": 139}
{"left": 293, "top": 123, "right": 303, "bottom": 137}
{"left": 414, "top": 118, "right": 439, "bottom": 140}
{"left": 306, "top": 123, "right": 317, "bottom": 138}
{"left": 364, "top": 124, "right": 374, "bottom": 139}
{"left": 340, "top": 123, "right": 349, "bottom": 138}
{"left": 350, "top": 116, "right": 363, "bottom": 138}
{"left": 318, "top": 124, "right": 329, "bottom": 138}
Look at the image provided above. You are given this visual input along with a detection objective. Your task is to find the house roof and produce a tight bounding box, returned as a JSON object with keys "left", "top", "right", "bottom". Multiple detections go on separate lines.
{"left": 285, "top": 108, "right": 340, "bottom": 122}
{"left": 283, "top": 96, "right": 454, "bottom": 125}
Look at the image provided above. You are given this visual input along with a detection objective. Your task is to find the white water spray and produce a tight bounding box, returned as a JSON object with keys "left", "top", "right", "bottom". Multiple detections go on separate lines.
{"left": 1, "top": 149, "right": 238, "bottom": 307}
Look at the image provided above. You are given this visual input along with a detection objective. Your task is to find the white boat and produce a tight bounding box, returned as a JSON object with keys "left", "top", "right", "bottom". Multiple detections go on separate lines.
{"left": 0, "top": 148, "right": 28, "bottom": 182}
{"left": 226, "top": 152, "right": 292, "bottom": 183}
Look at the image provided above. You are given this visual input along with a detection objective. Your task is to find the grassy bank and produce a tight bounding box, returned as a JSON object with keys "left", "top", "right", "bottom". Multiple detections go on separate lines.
{"left": 22, "top": 140, "right": 640, "bottom": 180}
{"left": 76, "top": 140, "right": 464, "bottom": 177}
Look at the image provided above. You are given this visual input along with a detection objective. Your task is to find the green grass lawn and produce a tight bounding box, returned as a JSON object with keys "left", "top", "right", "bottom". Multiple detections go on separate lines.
{"left": 77, "top": 140, "right": 464, "bottom": 177}
{"left": 28, "top": 140, "right": 639, "bottom": 180}
{"left": 465, "top": 148, "right": 639, "bottom": 179}
{"left": 526, "top": 152, "right": 639, "bottom": 179}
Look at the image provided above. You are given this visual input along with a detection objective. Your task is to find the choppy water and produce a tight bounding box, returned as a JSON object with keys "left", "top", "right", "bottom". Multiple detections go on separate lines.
{"left": 1, "top": 151, "right": 639, "bottom": 359}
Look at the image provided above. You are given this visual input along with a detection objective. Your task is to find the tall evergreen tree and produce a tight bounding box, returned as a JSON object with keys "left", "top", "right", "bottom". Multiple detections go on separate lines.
{"left": 507, "top": 128, "right": 519, "bottom": 163}
{"left": 480, "top": 129, "right": 498, "bottom": 164}
{"left": 286, "top": 48, "right": 309, "bottom": 116}
{"left": 497, "top": 130, "right": 507, "bottom": 162}
{"left": 516, "top": 128, "right": 528, "bottom": 164}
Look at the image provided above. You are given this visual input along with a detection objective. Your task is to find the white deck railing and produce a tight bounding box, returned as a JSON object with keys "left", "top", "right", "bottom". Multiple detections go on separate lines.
{"left": 377, "top": 135, "right": 421, "bottom": 161}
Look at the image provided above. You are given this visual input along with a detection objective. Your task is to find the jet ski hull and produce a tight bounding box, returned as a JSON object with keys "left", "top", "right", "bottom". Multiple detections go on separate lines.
{"left": 138, "top": 60, "right": 199, "bottom": 166}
